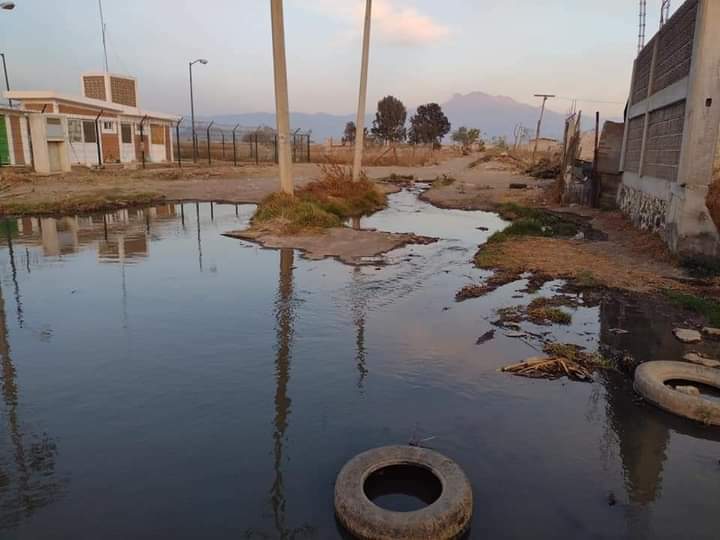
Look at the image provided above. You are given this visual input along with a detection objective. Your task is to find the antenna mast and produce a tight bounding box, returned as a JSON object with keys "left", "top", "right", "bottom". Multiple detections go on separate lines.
{"left": 637, "top": 0, "right": 647, "bottom": 54}
{"left": 98, "top": 0, "right": 109, "bottom": 72}
{"left": 660, "top": 0, "right": 671, "bottom": 27}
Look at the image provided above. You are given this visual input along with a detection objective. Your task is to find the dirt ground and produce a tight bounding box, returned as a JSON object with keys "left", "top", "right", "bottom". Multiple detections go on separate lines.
{"left": 225, "top": 227, "right": 435, "bottom": 265}
{"left": 0, "top": 153, "right": 705, "bottom": 295}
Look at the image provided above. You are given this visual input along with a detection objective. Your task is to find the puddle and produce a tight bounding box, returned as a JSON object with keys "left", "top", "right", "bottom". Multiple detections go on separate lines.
{"left": 0, "top": 190, "right": 718, "bottom": 538}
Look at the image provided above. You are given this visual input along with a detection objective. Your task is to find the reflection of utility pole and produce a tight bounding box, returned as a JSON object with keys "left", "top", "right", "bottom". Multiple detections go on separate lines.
{"left": 4, "top": 221, "right": 23, "bottom": 327}
{"left": 195, "top": 202, "right": 203, "bottom": 272}
{"left": 270, "top": 0, "right": 293, "bottom": 195}
{"left": 271, "top": 248, "right": 295, "bottom": 536}
{"left": 351, "top": 267, "right": 368, "bottom": 390}
{"left": 532, "top": 93, "right": 555, "bottom": 163}
{"left": 352, "top": 0, "right": 372, "bottom": 182}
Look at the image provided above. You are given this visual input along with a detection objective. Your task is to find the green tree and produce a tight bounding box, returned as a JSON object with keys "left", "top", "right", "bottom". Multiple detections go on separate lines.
{"left": 451, "top": 127, "right": 480, "bottom": 149}
{"left": 342, "top": 121, "right": 367, "bottom": 145}
{"left": 371, "top": 96, "right": 407, "bottom": 144}
{"left": 408, "top": 103, "right": 451, "bottom": 146}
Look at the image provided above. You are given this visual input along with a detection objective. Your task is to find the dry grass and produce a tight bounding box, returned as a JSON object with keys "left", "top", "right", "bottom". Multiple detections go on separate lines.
{"left": 313, "top": 144, "right": 456, "bottom": 167}
{"left": 252, "top": 163, "right": 386, "bottom": 234}
{"left": 475, "top": 236, "right": 682, "bottom": 292}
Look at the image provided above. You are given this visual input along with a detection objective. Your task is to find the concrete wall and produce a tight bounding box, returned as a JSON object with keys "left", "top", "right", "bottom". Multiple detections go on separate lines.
{"left": 619, "top": 0, "right": 720, "bottom": 256}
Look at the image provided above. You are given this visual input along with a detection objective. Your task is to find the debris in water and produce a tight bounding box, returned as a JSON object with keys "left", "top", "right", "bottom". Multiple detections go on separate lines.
{"left": 607, "top": 492, "right": 617, "bottom": 507}
{"left": 683, "top": 352, "right": 720, "bottom": 368}
{"left": 501, "top": 356, "right": 593, "bottom": 382}
{"left": 674, "top": 328, "right": 702, "bottom": 344}
{"left": 609, "top": 328, "right": 629, "bottom": 335}
{"left": 504, "top": 331, "right": 526, "bottom": 338}
{"left": 702, "top": 327, "right": 720, "bottom": 339}
{"left": 476, "top": 226, "right": 489, "bottom": 231}
{"left": 455, "top": 269, "right": 519, "bottom": 301}
{"left": 476, "top": 330, "right": 495, "bottom": 345}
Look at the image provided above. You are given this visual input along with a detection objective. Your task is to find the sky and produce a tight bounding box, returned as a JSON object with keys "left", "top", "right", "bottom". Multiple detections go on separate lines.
{"left": 1, "top": 0, "right": 677, "bottom": 119}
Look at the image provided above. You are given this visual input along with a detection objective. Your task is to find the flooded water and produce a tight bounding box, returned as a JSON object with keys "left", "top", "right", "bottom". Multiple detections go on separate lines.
{"left": 0, "top": 187, "right": 718, "bottom": 539}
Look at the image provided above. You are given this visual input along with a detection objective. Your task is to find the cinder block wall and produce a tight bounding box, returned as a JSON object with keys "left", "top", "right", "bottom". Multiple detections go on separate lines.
{"left": 619, "top": 0, "right": 720, "bottom": 256}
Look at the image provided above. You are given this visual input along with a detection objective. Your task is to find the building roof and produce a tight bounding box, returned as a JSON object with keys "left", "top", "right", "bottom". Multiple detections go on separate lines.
{"left": 3, "top": 90, "right": 180, "bottom": 122}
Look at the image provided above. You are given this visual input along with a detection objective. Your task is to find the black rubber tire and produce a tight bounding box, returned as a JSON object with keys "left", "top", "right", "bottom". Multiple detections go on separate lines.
{"left": 634, "top": 361, "right": 720, "bottom": 426}
{"left": 334, "top": 445, "right": 473, "bottom": 540}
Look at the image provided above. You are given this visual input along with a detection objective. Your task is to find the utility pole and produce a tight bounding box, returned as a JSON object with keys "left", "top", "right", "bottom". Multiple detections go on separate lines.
{"left": 532, "top": 93, "right": 555, "bottom": 162}
{"left": 98, "top": 0, "right": 109, "bottom": 72}
{"left": 270, "top": 0, "right": 293, "bottom": 195}
{"left": 352, "top": 0, "right": 372, "bottom": 182}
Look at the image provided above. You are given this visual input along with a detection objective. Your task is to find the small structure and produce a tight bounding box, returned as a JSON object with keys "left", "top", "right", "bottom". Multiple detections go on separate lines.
{"left": 0, "top": 106, "right": 31, "bottom": 167}
{"left": 3, "top": 73, "right": 180, "bottom": 170}
{"left": 618, "top": 0, "right": 720, "bottom": 255}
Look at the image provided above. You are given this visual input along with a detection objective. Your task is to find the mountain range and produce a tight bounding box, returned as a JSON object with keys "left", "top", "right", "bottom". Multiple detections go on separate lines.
{"left": 204, "top": 91, "right": 592, "bottom": 142}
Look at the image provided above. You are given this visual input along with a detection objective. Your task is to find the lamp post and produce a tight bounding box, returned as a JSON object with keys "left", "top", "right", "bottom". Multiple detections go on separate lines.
{"left": 0, "top": 53, "right": 10, "bottom": 107}
{"left": 189, "top": 58, "right": 208, "bottom": 163}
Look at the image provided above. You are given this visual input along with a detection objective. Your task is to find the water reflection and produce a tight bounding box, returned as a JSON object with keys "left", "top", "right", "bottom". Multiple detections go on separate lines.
{"left": 266, "top": 248, "right": 315, "bottom": 539}
{"left": 351, "top": 268, "right": 368, "bottom": 390}
{"left": 3, "top": 222, "right": 23, "bottom": 328}
{"left": 0, "top": 282, "right": 61, "bottom": 528}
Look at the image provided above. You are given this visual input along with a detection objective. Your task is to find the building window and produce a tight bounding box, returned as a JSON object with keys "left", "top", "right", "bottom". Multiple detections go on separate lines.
{"left": 83, "top": 120, "right": 97, "bottom": 143}
{"left": 68, "top": 119, "right": 83, "bottom": 142}
{"left": 102, "top": 121, "right": 115, "bottom": 133}
{"left": 121, "top": 123, "right": 132, "bottom": 144}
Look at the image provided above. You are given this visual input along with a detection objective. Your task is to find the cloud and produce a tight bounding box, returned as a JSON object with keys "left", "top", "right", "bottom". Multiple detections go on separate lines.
{"left": 299, "top": 0, "right": 450, "bottom": 46}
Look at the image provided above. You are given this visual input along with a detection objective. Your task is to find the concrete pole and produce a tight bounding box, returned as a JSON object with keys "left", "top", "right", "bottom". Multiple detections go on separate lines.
{"left": 271, "top": 0, "right": 293, "bottom": 195}
{"left": 352, "top": 0, "right": 372, "bottom": 182}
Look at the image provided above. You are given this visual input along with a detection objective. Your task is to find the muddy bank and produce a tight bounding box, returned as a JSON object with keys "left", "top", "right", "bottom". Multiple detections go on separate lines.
{"left": 224, "top": 227, "right": 436, "bottom": 265}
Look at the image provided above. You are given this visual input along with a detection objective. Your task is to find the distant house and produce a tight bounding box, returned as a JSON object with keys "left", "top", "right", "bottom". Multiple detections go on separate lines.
{"left": 3, "top": 73, "right": 180, "bottom": 172}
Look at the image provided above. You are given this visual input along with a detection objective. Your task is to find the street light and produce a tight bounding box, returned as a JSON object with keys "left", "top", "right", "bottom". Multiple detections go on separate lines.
{"left": 189, "top": 58, "right": 208, "bottom": 163}
{"left": 0, "top": 3, "right": 15, "bottom": 10}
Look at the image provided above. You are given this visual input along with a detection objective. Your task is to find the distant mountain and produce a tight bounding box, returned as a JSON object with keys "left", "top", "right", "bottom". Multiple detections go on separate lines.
{"left": 441, "top": 91, "right": 567, "bottom": 141}
{"left": 204, "top": 92, "right": 580, "bottom": 142}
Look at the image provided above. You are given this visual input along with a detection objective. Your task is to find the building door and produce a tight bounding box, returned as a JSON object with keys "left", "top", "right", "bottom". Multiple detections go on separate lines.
{"left": 48, "top": 142, "right": 63, "bottom": 173}
{"left": 0, "top": 116, "right": 9, "bottom": 165}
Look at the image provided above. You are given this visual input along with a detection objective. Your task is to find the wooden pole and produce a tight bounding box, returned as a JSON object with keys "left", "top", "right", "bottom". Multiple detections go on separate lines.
{"left": 270, "top": 0, "right": 293, "bottom": 195}
{"left": 352, "top": 0, "right": 372, "bottom": 182}
{"left": 532, "top": 93, "right": 555, "bottom": 163}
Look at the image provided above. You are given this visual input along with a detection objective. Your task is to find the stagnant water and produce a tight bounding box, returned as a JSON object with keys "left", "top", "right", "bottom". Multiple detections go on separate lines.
{"left": 0, "top": 187, "right": 718, "bottom": 539}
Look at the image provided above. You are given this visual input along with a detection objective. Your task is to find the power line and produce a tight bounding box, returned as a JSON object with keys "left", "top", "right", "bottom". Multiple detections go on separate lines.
{"left": 554, "top": 96, "right": 625, "bottom": 106}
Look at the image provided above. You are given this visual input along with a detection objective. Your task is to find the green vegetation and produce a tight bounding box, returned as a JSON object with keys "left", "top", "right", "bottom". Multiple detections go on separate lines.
{"left": 528, "top": 298, "right": 572, "bottom": 325}
{"left": 487, "top": 203, "right": 579, "bottom": 244}
{"left": 252, "top": 168, "right": 387, "bottom": 234}
{"left": 663, "top": 290, "right": 720, "bottom": 326}
{"left": 680, "top": 255, "right": 720, "bottom": 278}
{"left": 0, "top": 191, "right": 164, "bottom": 217}
{"left": 574, "top": 270, "right": 600, "bottom": 288}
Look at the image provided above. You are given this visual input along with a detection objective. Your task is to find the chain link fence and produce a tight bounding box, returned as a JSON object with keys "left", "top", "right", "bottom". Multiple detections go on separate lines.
{"left": 175, "top": 121, "right": 310, "bottom": 165}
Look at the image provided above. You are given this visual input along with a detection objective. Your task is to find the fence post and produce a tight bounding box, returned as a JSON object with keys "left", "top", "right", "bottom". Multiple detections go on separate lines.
{"left": 176, "top": 117, "right": 183, "bottom": 168}
{"left": 232, "top": 124, "right": 239, "bottom": 166}
{"left": 138, "top": 115, "right": 148, "bottom": 169}
{"left": 206, "top": 121, "right": 214, "bottom": 166}
{"left": 255, "top": 132, "right": 259, "bottom": 165}
{"left": 274, "top": 135, "right": 278, "bottom": 164}
{"left": 221, "top": 132, "right": 226, "bottom": 161}
{"left": 306, "top": 134, "right": 310, "bottom": 162}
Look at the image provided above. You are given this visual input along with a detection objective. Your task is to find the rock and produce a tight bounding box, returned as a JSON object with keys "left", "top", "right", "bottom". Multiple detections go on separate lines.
{"left": 476, "top": 330, "right": 495, "bottom": 345}
{"left": 609, "top": 328, "right": 629, "bottom": 335}
{"left": 573, "top": 232, "right": 585, "bottom": 241}
{"left": 702, "top": 327, "right": 720, "bottom": 339}
{"left": 509, "top": 183, "right": 527, "bottom": 190}
{"left": 683, "top": 352, "right": 720, "bottom": 368}
{"left": 673, "top": 328, "right": 702, "bottom": 344}
{"left": 675, "top": 385, "right": 701, "bottom": 396}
